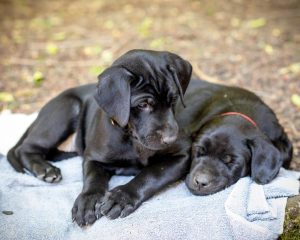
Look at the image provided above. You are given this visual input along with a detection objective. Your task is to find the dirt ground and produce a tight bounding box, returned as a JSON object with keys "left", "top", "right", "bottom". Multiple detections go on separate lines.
{"left": 0, "top": 0, "right": 299, "bottom": 168}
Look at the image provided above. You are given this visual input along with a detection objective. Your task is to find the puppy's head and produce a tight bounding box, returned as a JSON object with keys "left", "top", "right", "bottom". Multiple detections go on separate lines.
{"left": 94, "top": 49, "right": 192, "bottom": 150}
{"left": 185, "top": 120, "right": 283, "bottom": 195}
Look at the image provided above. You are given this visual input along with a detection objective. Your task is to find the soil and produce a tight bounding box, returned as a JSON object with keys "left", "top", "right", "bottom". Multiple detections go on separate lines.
{"left": 0, "top": 0, "right": 299, "bottom": 166}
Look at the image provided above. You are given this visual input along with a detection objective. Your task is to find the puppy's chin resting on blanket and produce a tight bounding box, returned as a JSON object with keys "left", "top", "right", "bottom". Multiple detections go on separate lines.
{"left": 178, "top": 80, "right": 293, "bottom": 195}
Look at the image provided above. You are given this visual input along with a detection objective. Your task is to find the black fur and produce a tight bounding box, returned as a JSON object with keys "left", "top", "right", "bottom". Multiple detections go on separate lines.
{"left": 177, "top": 79, "right": 293, "bottom": 195}
{"left": 7, "top": 49, "right": 192, "bottom": 226}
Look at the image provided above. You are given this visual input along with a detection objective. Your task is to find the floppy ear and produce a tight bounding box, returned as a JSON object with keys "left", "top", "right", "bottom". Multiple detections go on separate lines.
{"left": 167, "top": 57, "right": 192, "bottom": 107}
{"left": 169, "top": 58, "right": 192, "bottom": 95}
{"left": 247, "top": 136, "right": 283, "bottom": 184}
{"left": 94, "top": 66, "right": 133, "bottom": 127}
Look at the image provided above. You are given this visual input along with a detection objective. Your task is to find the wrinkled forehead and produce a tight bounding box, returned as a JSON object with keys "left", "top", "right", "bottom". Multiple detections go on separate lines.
{"left": 196, "top": 132, "right": 230, "bottom": 151}
{"left": 195, "top": 126, "right": 245, "bottom": 151}
{"left": 112, "top": 50, "right": 180, "bottom": 81}
{"left": 112, "top": 50, "right": 180, "bottom": 100}
{"left": 119, "top": 63, "right": 176, "bottom": 100}
{"left": 130, "top": 73, "right": 176, "bottom": 99}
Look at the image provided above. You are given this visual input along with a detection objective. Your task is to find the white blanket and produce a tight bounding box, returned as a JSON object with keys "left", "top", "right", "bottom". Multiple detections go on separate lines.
{"left": 0, "top": 111, "right": 299, "bottom": 240}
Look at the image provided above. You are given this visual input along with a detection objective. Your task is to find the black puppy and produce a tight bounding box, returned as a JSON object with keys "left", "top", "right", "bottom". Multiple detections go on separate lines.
{"left": 7, "top": 50, "right": 192, "bottom": 226}
{"left": 176, "top": 80, "right": 292, "bottom": 195}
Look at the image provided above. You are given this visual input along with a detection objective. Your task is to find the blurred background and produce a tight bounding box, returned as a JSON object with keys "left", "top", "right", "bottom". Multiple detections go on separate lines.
{"left": 0, "top": 0, "right": 299, "bottom": 168}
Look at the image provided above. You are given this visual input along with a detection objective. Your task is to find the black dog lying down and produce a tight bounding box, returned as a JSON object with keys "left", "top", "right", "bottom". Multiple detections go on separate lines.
{"left": 178, "top": 80, "right": 293, "bottom": 196}
{"left": 7, "top": 50, "right": 193, "bottom": 226}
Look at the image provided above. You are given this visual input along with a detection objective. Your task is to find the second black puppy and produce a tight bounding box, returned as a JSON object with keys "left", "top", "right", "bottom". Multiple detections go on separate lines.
{"left": 177, "top": 80, "right": 292, "bottom": 195}
{"left": 7, "top": 50, "right": 192, "bottom": 226}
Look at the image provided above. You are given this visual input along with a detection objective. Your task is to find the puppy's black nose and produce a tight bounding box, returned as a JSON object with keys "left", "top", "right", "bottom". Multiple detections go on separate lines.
{"left": 194, "top": 174, "right": 211, "bottom": 188}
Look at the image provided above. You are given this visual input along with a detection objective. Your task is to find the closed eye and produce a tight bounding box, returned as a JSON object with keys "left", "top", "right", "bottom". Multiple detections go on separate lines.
{"left": 194, "top": 145, "right": 207, "bottom": 158}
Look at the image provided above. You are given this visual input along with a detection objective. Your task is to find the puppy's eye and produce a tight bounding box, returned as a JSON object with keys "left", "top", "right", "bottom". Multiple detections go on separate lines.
{"left": 223, "top": 155, "right": 233, "bottom": 164}
{"left": 137, "top": 99, "right": 154, "bottom": 110}
{"left": 138, "top": 102, "right": 149, "bottom": 109}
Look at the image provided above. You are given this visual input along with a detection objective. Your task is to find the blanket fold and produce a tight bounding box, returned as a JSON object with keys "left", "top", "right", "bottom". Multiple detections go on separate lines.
{"left": 225, "top": 168, "right": 300, "bottom": 240}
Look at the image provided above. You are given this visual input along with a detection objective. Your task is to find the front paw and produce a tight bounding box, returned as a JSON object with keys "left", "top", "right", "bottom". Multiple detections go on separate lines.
{"left": 72, "top": 192, "right": 104, "bottom": 227}
{"left": 98, "top": 187, "right": 140, "bottom": 219}
{"left": 32, "top": 162, "right": 62, "bottom": 183}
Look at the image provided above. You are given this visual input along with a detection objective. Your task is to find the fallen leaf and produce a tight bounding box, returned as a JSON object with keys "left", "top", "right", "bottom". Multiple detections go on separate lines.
{"left": 290, "top": 63, "right": 300, "bottom": 74}
{"left": 46, "top": 43, "right": 58, "bottom": 55}
{"left": 101, "top": 50, "right": 113, "bottom": 63}
{"left": 83, "top": 46, "right": 102, "bottom": 56}
{"left": 33, "top": 71, "right": 44, "bottom": 86}
{"left": 264, "top": 44, "right": 274, "bottom": 55}
{"left": 89, "top": 66, "right": 105, "bottom": 76}
{"left": 149, "top": 38, "right": 165, "bottom": 49}
{"left": 138, "top": 18, "right": 153, "bottom": 38}
{"left": 0, "top": 92, "right": 14, "bottom": 103}
{"left": 279, "top": 63, "right": 300, "bottom": 75}
{"left": 247, "top": 18, "right": 266, "bottom": 29}
{"left": 291, "top": 94, "right": 300, "bottom": 108}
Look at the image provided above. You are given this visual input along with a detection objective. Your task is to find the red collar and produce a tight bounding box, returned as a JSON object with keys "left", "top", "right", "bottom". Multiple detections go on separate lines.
{"left": 220, "top": 112, "right": 258, "bottom": 128}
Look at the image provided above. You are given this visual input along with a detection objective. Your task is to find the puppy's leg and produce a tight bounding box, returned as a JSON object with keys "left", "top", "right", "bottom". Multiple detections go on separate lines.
{"left": 7, "top": 96, "right": 81, "bottom": 182}
{"left": 72, "top": 160, "right": 111, "bottom": 226}
{"left": 99, "top": 150, "right": 190, "bottom": 219}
